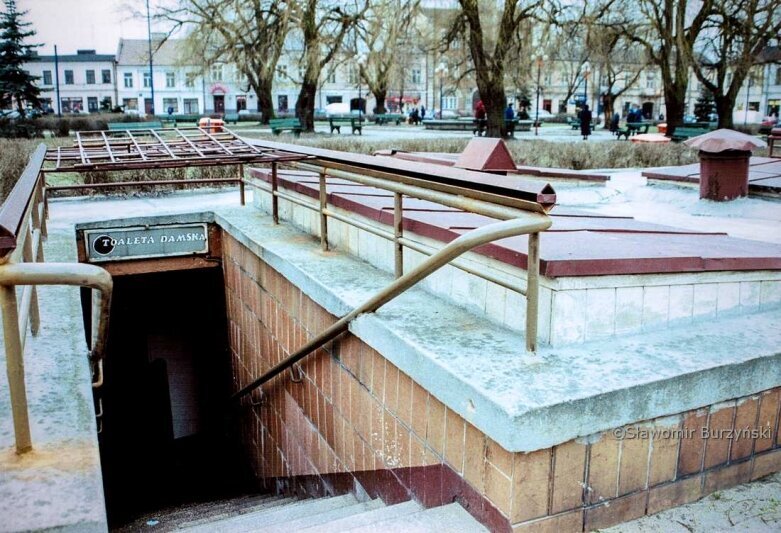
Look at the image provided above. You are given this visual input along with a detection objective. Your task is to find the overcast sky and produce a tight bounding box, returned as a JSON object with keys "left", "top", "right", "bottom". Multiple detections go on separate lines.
{"left": 20, "top": 0, "right": 171, "bottom": 55}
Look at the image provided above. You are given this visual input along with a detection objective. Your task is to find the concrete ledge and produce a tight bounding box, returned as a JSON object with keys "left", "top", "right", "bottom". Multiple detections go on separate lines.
{"left": 209, "top": 206, "right": 781, "bottom": 452}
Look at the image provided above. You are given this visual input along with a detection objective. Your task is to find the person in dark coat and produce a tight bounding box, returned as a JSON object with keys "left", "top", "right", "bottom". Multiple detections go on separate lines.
{"left": 580, "top": 104, "right": 592, "bottom": 140}
{"left": 610, "top": 112, "right": 620, "bottom": 132}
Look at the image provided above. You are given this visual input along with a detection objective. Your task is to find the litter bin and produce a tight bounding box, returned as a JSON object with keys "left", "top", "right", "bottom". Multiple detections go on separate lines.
{"left": 198, "top": 117, "right": 224, "bottom": 133}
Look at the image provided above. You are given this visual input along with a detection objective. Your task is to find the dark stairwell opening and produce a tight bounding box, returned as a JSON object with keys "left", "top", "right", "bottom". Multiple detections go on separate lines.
{"left": 95, "top": 268, "right": 256, "bottom": 529}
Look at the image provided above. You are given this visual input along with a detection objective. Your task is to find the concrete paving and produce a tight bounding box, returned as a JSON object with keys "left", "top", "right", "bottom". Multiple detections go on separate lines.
{"left": 604, "top": 472, "right": 781, "bottom": 532}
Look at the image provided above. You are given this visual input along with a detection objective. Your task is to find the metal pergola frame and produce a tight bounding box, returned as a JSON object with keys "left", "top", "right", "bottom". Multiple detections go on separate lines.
{"left": 43, "top": 127, "right": 309, "bottom": 173}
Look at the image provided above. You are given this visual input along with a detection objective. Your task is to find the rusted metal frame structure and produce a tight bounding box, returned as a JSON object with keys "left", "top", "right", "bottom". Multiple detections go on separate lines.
{"left": 0, "top": 144, "right": 113, "bottom": 454}
{"left": 234, "top": 142, "right": 553, "bottom": 404}
{"left": 41, "top": 127, "right": 310, "bottom": 206}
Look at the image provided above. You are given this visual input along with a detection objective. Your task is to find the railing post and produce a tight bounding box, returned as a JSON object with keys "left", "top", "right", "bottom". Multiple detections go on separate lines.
{"left": 525, "top": 231, "right": 540, "bottom": 353}
{"left": 0, "top": 283, "right": 32, "bottom": 454}
{"left": 238, "top": 164, "right": 245, "bottom": 206}
{"left": 393, "top": 192, "right": 403, "bottom": 278}
{"left": 271, "top": 162, "right": 279, "bottom": 224}
{"left": 21, "top": 228, "right": 40, "bottom": 336}
{"left": 319, "top": 171, "right": 328, "bottom": 251}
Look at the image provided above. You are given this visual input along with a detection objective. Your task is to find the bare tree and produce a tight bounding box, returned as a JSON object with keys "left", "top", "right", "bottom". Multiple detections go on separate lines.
{"left": 612, "top": 0, "right": 714, "bottom": 136}
{"left": 687, "top": 0, "right": 781, "bottom": 129}
{"left": 589, "top": 28, "right": 645, "bottom": 127}
{"left": 292, "top": 0, "right": 366, "bottom": 132}
{"left": 354, "top": 0, "right": 421, "bottom": 115}
{"left": 451, "top": 0, "right": 543, "bottom": 137}
{"left": 158, "top": 0, "right": 293, "bottom": 123}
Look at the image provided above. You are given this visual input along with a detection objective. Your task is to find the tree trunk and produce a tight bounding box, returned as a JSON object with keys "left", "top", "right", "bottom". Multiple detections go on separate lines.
{"left": 476, "top": 79, "right": 506, "bottom": 138}
{"left": 714, "top": 96, "right": 734, "bottom": 129}
{"left": 255, "top": 78, "right": 275, "bottom": 124}
{"left": 296, "top": 79, "right": 317, "bottom": 132}
{"left": 373, "top": 90, "right": 387, "bottom": 115}
{"left": 663, "top": 85, "right": 687, "bottom": 137}
{"left": 602, "top": 94, "right": 615, "bottom": 129}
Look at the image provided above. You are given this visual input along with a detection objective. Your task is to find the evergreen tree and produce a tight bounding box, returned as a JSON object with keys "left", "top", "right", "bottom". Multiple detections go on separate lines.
{"left": 693, "top": 87, "right": 715, "bottom": 123}
{"left": 0, "top": 0, "right": 40, "bottom": 115}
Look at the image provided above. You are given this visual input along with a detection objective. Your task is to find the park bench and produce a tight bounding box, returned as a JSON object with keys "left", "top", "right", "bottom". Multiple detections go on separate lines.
{"left": 616, "top": 122, "right": 650, "bottom": 140}
{"left": 375, "top": 113, "right": 404, "bottom": 125}
{"left": 269, "top": 118, "right": 303, "bottom": 136}
{"left": 107, "top": 121, "right": 163, "bottom": 131}
{"left": 767, "top": 127, "right": 781, "bottom": 157}
{"left": 569, "top": 119, "right": 595, "bottom": 132}
{"left": 670, "top": 127, "right": 708, "bottom": 142}
{"left": 223, "top": 113, "right": 239, "bottom": 124}
{"left": 424, "top": 119, "right": 475, "bottom": 131}
{"left": 328, "top": 116, "right": 363, "bottom": 135}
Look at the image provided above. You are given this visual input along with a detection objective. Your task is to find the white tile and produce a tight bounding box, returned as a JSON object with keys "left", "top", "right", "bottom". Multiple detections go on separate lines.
{"left": 760, "top": 281, "right": 781, "bottom": 308}
{"left": 585, "top": 288, "right": 616, "bottom": 339}
{"left": 615, "top": 287, "right": 643, "bottom": 334}
{"left": 716, "top": 282, "right": 741, "bottom": 315}
{"left": 550, "top": 289, "right": 587, "bottom": 345}
{"left": 668, "top": 284, "right": 694, "bottom": 323}
{"left": 484, "top": 282, "right": 507, "bottom": 326}
{"left": 739, "top": 281, "right": 761, "bottom": 309}
{"left": 693, "top": 283, "right": 718, "bottom": 319}
{"left": 503, "top": 289, "right": 526, "bottom": 332}
{"left": 642, "top": 285, "right": 670, "bottom": 330}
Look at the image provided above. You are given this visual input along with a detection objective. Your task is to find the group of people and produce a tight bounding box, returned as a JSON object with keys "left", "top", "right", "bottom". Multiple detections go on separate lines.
{"left": 407, "top": 105, "right": 426, "bottom": 124}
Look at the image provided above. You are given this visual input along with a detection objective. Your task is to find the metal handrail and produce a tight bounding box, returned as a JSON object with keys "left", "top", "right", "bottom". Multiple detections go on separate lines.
{"left": 231, "top": 215, "right": 550, "bottom": 403}
{"left": 0, "top": 144, "right": 113, "bottom": 455}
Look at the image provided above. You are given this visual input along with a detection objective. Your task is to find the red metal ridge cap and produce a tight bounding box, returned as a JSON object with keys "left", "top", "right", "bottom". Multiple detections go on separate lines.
{"left": 245, "top": 139, "right": 556, "bottom": 210}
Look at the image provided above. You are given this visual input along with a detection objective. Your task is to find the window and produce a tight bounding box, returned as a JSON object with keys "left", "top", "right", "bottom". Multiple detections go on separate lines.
{"left": 347, "top": 67, "right": 357, "bottom": 85}
{"left": 185, "top": 72, "right": 196, "bottom": 88}
{"left": 276, "top": 65, "right": 287, "bottom": 81}
{"left": 100, "top": 97, "right": 112, "bottom": 111}
{"left": 86, "top": 70, "right": 95, "bottom": 84}
{"left": 123, "top": 72, "right": 133, "bottom": 88}
{"left": 87, "top": 96, "right": 98, "bottom": 112}
{"left": 543, "top": 73, "right": 552, "bottom": 86}
{"left": 411, "top": 69, "right": 421, "bottom": 84}
{"left": 210, "top": 64, "right": 223, "bottom": 81}
{"left": 646, "top": 71, "right": 656, "bottom": 90}
{"left": 776, "top": 68, "right": 781, "bottom": 86}
{"left": 163, "top": 97, "right": 178, "bottom": 113}
{"left": 166, "top": 72, "right": 175, "bottom": 88}
{"left": 143, "top": 72, "right": 151, "bottom": 88}
{"left": 122, "top": 97, "right": 138, "bottom": 111}
{"left": 60, "top": 97, "right": 83, "bottom": 112}
{"left": 102, "top": 69, "right": 111, "bottom": 84}
{"left": 327, "top": 70, "right": 336, "bottom": 83}
{"left": 183, "top": 98, "right": 199, "bottom": 114}
{"left": 326, "top": 95, "right": 342, "bottom": 104}
{"left": 236, "top": 95, "right": 247, "bottom": 111}
{"left": 42, "top": 70, "right": 52, "bottom": 85}
{"left": 64, "top": 70, "right": 74, "bottom": 84}
{"left": 443, "top": 95, "right": 457, "bottom": 110}
{"left": 277, "top": 94, "right": 288, "bottom": 112}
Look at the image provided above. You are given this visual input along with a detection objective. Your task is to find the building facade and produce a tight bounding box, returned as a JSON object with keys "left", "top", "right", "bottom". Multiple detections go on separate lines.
{"left": 26, "top": 50, "right": 117, "bottom": 114}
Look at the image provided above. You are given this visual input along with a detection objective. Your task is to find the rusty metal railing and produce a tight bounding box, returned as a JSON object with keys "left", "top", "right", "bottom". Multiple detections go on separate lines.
{"left": 0, "top": 144, "right": 113, "bottom": 454}
{"left": 233, "top": 144, "right": 553, "bottom": 403}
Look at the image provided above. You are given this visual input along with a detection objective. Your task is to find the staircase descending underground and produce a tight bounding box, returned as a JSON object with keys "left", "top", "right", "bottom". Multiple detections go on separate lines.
{"left": 116, "top": 493, "right": 487, "bottom": 532}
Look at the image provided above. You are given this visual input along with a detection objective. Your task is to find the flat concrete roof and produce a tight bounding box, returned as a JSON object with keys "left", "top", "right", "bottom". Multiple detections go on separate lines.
{"left": 248, "top": 168, "right": 781, "bottom": 277}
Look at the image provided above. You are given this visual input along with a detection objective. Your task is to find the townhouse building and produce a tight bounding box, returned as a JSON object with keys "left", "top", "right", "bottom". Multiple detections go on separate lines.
{"left": 26, "top": 49, "right": 116, "bottom": 113}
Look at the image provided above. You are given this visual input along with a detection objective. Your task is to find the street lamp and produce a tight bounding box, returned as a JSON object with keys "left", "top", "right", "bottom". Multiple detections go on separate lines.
{"left": 744, "top": 71, "right": 752, "bottom": 126}
{"left": 535, "top": 54, "right": 547, "bottom": 136}
{"left": 582, "top": 61, "right": 591, "bottom": 111}
{"left": 435, "top": 62, "right": 448, "bottom": 118}
{"left": 356, "top": 54, "right": 367, "bottom": 121}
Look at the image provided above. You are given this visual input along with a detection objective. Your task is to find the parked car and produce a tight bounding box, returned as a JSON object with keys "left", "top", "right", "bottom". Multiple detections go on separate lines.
{"left": 530, "top": 109, "right": 553, "bottom": 121}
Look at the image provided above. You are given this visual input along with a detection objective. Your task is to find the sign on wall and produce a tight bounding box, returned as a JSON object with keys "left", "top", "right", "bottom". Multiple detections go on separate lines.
{"left": 84, "top": 223, "right": 209, "bottom": 262}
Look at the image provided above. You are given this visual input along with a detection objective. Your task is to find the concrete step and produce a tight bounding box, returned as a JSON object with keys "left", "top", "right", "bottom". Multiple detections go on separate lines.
{"left": 179, "top": 493, "right": 359, "bottom": 533}
{"left": 263, "top": 499, "right": 385, "bottom": 532}
{"left": 299, "top": 500, "right": 424, "bottom": 532}
{"left": 345, "top": 503, "right": 488, "bottom": 532}
{"left": 115, "top": 494, "right": 284, "bottom": 532}
{"left": 172, "top": 496, "right": 296, "bottom": 530}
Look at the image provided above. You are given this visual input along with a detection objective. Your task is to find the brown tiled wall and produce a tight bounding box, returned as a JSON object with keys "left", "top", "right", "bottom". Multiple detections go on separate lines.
{"left": 223, "top": 234, "right": 781, "bottom": 532}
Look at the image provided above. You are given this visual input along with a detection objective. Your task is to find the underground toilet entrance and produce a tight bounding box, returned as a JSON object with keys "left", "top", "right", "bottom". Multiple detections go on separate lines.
{"left": 75, "top": 222, "right": 257, "bottom": 528}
